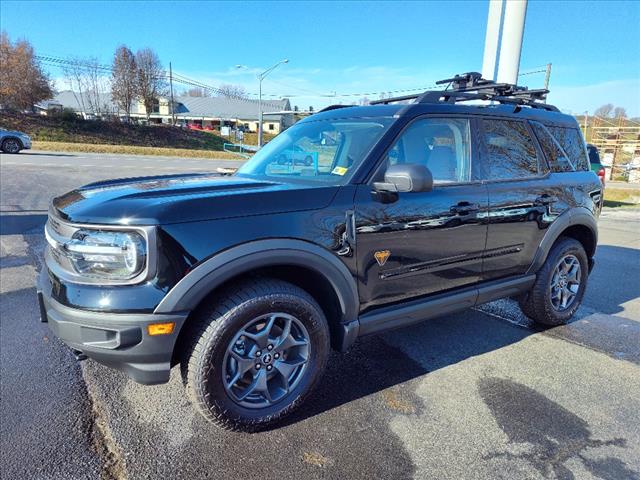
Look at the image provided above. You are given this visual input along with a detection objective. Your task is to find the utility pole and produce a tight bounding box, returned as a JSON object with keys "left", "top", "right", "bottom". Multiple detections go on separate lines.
{"left": 496, "top": 0, "right": 528, "bottom": 84}
{"left": 583, "top": 111, "right": 589, "bottom": 141}
{"left": 169, "top": 62, "right": 175, "bottom": 125}
{"left": 481, "top": 0, "right": 505, "bottom": 81}
{"left": 543, "top": 63, "right": 552, "bottom": 90}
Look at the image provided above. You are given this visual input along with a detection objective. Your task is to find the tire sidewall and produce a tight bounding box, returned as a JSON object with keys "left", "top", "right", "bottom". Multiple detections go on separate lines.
{"left": 194, "top": 291, "right": 329, "bottom": 426}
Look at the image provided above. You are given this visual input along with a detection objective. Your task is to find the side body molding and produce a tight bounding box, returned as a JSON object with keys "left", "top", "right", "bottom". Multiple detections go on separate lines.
{"left": 526, "top": 207, "right": 598, "bottom": 274}
{"left": 154, "top": 239, "right": 359, "bottom": 325}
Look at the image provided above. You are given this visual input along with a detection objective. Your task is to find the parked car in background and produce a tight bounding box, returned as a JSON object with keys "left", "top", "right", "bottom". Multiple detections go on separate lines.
{"left": 587, "top": 144, "right": 606, "bottom": 185}
{"left": 0, "top": 128, "right": 32, "bottom": 154}
{"left": 276, "top": 144, "right": 316, "bottom": 166}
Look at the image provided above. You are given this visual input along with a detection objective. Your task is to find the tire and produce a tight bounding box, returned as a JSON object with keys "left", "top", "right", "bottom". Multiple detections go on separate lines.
{"left": 1, "top": 138, "right": 22, "bottom": 154}
{"left": 518, "top": 237, "right": 588, "bottom": 326}
{"left": 182, "top": 278, "right": 330, "bottom": 431}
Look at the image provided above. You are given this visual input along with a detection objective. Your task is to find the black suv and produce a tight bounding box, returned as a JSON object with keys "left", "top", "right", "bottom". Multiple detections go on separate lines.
{"left": 38, "top": 73, "right": 602, "bottom": 431}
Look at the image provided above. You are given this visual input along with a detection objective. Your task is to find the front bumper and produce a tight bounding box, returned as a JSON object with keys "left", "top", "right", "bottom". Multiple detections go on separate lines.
{"left": 37, "top": 268, "right": 188, "bottom": 385}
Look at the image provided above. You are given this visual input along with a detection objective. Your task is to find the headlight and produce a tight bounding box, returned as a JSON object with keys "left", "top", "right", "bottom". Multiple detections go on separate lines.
{"left": 65, "top": 229, "right": 146, "bottom": 280}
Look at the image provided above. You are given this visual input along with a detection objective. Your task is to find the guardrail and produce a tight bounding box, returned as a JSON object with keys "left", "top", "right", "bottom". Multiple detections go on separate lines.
{"left": 223, "top": 143, "right": 259, "bottom": 158}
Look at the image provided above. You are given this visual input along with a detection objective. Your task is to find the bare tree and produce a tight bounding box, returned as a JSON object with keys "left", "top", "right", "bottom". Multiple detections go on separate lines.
{"left": 594, "top": 104, "right": 614, "bottom": 118}
{"left": 0, "top": 31, "right": 53, "bottom": 110}
{"left": 135, "top": 48, "right": 166, "bottom": 120}
{"left": 358, "top": 96, "right": 371, "bottom": 106}
{"left": 85, "top": 58, "right": 109, "bottom": 115}
{"left": 185, "top": 87, "right": 211, "bottom": 97}
{"left": 111, "top": 45, "right": 137, "bottom": 120}
{"left": 62, "top": 58, "right": 89, "bottom": 116}
{"left": 61, "top": 56, "right": 110, "bottom": 117}
{"left": 217, "top": 83, "right": 246, "bottom": 98}
{"left": 613, "top": 107, "right": 627, "bottom": 119}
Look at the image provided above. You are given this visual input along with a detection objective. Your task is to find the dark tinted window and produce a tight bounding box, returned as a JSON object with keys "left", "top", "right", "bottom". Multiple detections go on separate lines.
{"left": 587, "top": 145, "right": 601, "bottom": 165}
{"left": 479, "top": 119, "right": 539, "bottom": 179}
{"left": 548, "top": 126, "right": 589, "bottom": 171}
{"left": 531, "top": 121, "right": 574, "bottom": 172}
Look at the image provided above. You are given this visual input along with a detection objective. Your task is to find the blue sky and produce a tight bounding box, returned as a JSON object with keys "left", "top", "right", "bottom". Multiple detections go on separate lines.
{"left": 2, "top": 0, "right": 639, "bottom": 115}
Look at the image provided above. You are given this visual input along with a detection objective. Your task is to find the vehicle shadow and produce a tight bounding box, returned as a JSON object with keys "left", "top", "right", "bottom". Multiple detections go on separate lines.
{"left": 0, "top": 212, "right": 48, "bottom": 235}
{"left": 279, "top": 310, "right": 534, "bottom": 427}
{"left": 587, "top": 244, "right": 640, "bottom": 317}
{"left": 480, "top": 377, "right": 638, "bottom": 480}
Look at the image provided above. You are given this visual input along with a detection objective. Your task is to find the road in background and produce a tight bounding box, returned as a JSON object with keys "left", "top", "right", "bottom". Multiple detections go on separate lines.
{"left": 1, "top": 151, "right": 639, "bottom": 479}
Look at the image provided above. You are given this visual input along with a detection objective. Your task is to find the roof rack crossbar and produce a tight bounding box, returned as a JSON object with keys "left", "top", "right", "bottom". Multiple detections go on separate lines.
{"left": 369, "top": 94, "right": 421, "bottom": 105}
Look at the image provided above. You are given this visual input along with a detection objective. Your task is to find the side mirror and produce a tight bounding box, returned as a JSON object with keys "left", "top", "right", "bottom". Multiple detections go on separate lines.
{"left": 373, "top": 163, "right": 433, "bottom": 193}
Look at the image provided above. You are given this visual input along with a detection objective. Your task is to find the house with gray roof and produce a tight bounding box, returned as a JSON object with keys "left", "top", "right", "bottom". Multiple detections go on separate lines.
{"left": 39, "top": 91, "right": 294, "bottom": 133}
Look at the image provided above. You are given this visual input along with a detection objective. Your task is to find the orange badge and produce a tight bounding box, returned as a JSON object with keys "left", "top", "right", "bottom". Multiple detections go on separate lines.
{"left": 374, "top": 250, "right": 391, "bottom": 266}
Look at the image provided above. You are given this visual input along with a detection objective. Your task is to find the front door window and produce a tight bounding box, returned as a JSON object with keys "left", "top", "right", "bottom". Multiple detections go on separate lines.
{"left": 383, "top": 118, "right": 472, "bottom": 184}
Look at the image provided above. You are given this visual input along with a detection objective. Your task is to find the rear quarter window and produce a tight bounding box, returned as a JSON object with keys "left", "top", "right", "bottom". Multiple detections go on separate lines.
{"left": 531, "top": 122, "right": 590, "bottom": 172}
{"left": 548, "top": 126, "right": 589, "bottom": 171}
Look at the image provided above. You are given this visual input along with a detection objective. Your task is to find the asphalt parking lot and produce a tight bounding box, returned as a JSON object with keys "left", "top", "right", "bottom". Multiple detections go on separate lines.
{"left": 1, "top": 151, "right": 639, "bottom": 480}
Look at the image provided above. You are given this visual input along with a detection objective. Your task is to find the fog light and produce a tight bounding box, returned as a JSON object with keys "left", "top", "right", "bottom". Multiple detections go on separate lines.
{"left": 147, "top": 322, "right": 175, "bottom": 336}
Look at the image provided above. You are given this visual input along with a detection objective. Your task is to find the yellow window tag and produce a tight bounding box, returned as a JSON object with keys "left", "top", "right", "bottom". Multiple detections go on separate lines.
{"left": 332, "top": 166, "right": 348, "bottom": 176}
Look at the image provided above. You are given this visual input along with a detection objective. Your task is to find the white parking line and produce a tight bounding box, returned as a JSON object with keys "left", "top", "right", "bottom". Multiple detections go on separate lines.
{"left": 1, "top": 161, "right": 209, "bottom": 170}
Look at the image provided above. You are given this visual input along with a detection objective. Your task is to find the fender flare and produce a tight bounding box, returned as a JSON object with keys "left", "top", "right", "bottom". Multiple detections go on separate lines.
{"left": 154, "top": 239, "right": 359, "bottom": 325}
{"left": 526, "top": 207, "right": 598, "bottom": 274}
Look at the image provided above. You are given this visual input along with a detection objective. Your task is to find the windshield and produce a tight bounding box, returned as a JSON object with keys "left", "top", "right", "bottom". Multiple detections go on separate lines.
{"left": 236, "top": 117, "right": 394, "bottom": 184}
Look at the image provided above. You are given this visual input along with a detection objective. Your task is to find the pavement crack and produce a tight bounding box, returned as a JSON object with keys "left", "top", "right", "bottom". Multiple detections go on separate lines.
{"left": 83, "top": 366, "right": 128, "bottom": 480}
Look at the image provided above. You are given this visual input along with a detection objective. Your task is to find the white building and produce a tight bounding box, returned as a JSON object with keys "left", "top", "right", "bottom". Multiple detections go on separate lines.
{"left": 38, "top": 91, "right": 294, "bottom": 133}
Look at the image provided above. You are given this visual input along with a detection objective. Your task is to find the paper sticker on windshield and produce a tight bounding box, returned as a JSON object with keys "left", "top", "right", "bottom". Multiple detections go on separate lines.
{"left": 332, "top": 166, "right": 348, "bottom": 176}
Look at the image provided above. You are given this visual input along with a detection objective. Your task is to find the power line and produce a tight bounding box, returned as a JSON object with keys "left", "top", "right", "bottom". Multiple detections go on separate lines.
{"left": 32, "top": 52, "right": 448, "bottom": 103}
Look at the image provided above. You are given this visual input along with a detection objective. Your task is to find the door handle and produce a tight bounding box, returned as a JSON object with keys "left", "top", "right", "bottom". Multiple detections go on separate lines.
{"left": 535, "top": 194, "right": 558, "bottom": 205}
{"left": 450, "top": 202, "right": 480, "bottom": 215}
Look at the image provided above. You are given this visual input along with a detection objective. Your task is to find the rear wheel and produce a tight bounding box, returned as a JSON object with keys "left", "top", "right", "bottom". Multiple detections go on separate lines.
{"left": 1, "top": 138, "right": 22, "bottom": 154}
{"left": 519, "top": 237, "right": 588, "bottom": 326}
{"left": 182, "top": 278, "right": 330, "bottom": 431}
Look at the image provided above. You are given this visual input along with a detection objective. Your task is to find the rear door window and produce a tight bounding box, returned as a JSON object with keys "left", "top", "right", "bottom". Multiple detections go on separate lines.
{"left": 478, "top": 119, "right": 540, "bottom": 180}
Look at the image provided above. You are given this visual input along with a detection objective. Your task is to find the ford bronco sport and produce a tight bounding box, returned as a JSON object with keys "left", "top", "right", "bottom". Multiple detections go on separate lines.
{"left": 38, "top": 73, "right": 602, "bottom": 431}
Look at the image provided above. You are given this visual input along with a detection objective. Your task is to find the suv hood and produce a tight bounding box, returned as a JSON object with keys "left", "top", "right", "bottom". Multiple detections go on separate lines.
{"left": 52, "top": 173, "right": 339, "bottom": 225}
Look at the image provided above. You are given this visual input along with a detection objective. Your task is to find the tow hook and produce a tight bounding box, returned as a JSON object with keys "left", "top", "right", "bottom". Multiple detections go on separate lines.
{"left": 71, "top": 349, "right": 88, "bottom": 361}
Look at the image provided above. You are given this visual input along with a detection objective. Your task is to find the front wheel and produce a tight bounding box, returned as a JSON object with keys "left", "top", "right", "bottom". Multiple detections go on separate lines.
{"left": 519, "top": 237, "right": 589, "bottom": 326}
{"left": 182, "top": 278, "right": 330, "bottom": 431}
{"left": 1, "top": 138, "right": 22, "bottom": 154}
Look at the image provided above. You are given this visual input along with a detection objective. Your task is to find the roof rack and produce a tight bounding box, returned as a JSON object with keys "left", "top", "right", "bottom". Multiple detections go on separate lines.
{"left": 369, "top": 72, "right": 559, "bottom": 112}
{"left": 318, "top": 104, "right": 352, "bottom": 113}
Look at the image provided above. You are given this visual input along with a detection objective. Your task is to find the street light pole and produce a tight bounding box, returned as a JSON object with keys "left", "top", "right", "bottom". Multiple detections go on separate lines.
{"left": 258, "top": 76, "right": 263, "bottom": 147}
{"left": 239, "top": 59, "right": 289, "bottom": 147}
